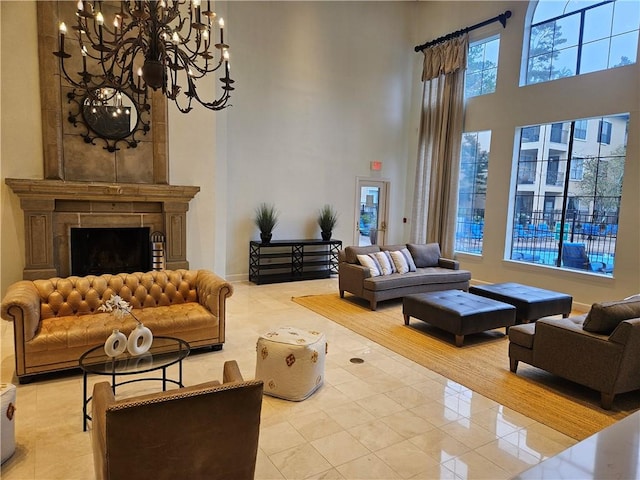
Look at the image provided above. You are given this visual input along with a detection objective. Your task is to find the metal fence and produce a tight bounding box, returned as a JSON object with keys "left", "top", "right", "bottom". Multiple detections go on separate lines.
{"left": 455, "top": 209, "right": 617, "bottom": 275}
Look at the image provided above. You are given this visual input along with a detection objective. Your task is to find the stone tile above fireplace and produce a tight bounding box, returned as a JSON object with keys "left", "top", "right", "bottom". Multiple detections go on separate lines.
{"left": 5, "top": 179, "right": 199, "bottom": 280}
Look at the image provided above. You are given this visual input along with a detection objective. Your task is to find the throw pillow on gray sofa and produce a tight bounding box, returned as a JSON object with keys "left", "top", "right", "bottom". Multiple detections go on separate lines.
{"left": 583, "top": 297, "right": 640, "bottom": 334}
{"left": 407, "top": 243, "right": 441, "bottom": 268}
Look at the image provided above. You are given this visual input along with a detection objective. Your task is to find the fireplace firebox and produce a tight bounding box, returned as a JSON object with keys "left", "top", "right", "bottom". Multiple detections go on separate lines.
{"left": 71, "top": 227, "right": 151, "bottom": 276}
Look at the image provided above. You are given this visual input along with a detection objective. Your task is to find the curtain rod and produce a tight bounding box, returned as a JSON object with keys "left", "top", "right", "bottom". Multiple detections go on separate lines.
{"left": 414, "top": 10, "right": 512, "bottom": 52}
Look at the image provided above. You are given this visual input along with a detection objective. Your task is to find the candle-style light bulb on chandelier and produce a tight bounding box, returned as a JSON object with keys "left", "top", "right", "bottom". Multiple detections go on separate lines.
{"left": 54, "top": 0, "right": 234, "bottom": 114}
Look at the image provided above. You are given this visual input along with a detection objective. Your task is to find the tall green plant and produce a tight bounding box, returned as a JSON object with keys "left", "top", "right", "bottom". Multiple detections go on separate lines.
{"left": 254, "top": 203, "right": 279, "bottom": 234}
{"left": 317, "top": 205, "right": 338, "bottom": 232}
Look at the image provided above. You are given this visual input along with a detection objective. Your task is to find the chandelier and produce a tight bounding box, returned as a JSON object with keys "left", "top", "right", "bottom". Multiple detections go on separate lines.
{"left": 54, "top": 0, "right": 234, "bottom": 114}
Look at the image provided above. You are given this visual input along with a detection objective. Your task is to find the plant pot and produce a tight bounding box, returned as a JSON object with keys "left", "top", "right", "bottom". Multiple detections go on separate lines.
{"left": 260, "top": 232, "right": 272, "bottom": 244}
{"left": 321, "top": 231, "right": 332, "bottom": 241}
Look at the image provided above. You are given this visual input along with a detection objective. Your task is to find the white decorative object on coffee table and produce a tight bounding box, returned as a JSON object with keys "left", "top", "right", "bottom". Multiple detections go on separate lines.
{"left": 104, "top": 329, "right": 127, "bottom": 357}
{"left": 127, "top": 323, "right": 153, "bottom": 356}
{"left": 255, "top": 326, "right": 326, "bottom": 401}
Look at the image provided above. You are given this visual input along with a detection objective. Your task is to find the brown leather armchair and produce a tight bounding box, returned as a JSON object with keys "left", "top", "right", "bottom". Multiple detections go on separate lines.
{"left": 91, "top": 361, "right": 263, "bottom": 480}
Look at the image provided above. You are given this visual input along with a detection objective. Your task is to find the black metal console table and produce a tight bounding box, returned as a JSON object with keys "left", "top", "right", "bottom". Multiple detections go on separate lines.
{"left": 249, "top": 239, "right": 342, "bottom": 284}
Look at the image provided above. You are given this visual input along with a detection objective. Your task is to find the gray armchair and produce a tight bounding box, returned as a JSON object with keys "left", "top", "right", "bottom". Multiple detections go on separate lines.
{"left": 509, "top": 298, "right": 640, "bottom": 409}
{"left": 91, "top": 360, "right": 263, "bottom": 480}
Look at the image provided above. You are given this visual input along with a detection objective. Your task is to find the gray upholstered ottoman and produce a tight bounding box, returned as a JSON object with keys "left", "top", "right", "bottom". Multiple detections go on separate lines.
{"left": 469, "top": 282, "right": 572, "bottom": 324}
{"left": 403, "top": 290, "right": 516, "bottom": 347}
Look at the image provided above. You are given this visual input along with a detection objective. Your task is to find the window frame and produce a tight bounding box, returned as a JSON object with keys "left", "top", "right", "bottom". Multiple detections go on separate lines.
{"left": 569, "top": 157, "right": 584, "bottom": 181}
{"left": 455, "top": 131, "right": 492, "bottom": 255}
{"left": 465, "top": 35, "right": 501, "bottom": 99}
{"left": 598, "top": 120, "right": 613, "bottom": 144}
{"left": 522, "top": 0, "right": 639, "bottom": 86}
{"left": 574, "top": 119, "right": 588, "bottom": 140}
{"left": 508, "top": 114, "right": 628, "bottom": 276}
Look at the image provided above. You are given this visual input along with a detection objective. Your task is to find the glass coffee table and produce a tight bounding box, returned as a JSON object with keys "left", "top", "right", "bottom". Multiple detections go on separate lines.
{"left": 79, "top": 336, "right": 190, "bottom": 431}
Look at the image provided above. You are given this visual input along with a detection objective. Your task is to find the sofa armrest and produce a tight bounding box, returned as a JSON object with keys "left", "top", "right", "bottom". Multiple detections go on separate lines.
{"left": 533, "top": 318, "right": 624, "bottom": 391}
{"left": 195, "top": 270, "right": 233, "bottom": 317}
{"left": 338, "top": 262, "right": 370, "bottom": 296}
{"left": 223, "top": 360, "right": 245, "bottom": 383}
{"left": 438, "top": 258, "right": 459, "bottom": 270}
{"left": 1, "top": 280, "right": 41, "bottom": 342}
{"left": 609, "top": 318, "right": 640, "bottom": 345}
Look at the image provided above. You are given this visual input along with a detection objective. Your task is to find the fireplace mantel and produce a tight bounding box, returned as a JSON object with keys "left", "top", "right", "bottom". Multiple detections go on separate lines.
{"left": 5, "top": 179, "right": 199, "bottom": 203}
{"left": 6, "top": 178, "right": 200, "bottom": 280}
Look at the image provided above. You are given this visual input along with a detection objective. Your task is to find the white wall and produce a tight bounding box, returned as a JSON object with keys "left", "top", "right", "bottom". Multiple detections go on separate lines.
{"left": 412, "top": 1, "right": 640, "bottom": 307}
{"left": 219, "top": 1, "right": 417, "bottom": 280}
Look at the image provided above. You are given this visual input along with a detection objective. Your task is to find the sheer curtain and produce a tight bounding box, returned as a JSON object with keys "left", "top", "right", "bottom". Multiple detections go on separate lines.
{"left": 410, "top": 35, "right": 468, "bottom": 258}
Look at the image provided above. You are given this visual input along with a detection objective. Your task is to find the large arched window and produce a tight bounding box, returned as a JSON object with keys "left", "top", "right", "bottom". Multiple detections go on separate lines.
{"left": 524, "top": 0, "right": 639, "bottom": 85}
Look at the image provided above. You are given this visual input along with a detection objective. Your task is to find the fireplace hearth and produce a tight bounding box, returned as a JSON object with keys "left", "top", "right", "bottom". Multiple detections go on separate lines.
{"left": 71, "top": 227, "right": 151, "bottom": 276}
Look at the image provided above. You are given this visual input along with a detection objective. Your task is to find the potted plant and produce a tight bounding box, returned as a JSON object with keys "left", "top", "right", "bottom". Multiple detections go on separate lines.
{"left": 254, "top": 203, "right": 279, "bottom": 244}
{"left": 317, "top": 204, "right": 338, "bottom": 241}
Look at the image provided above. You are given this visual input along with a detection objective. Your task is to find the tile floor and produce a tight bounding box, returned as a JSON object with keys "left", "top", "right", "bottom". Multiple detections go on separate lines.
{"left": 0, "top": 278, "right": 577, "bottom": 479}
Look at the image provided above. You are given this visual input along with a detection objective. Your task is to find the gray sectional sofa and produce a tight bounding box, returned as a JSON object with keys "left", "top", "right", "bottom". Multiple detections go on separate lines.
{"left": 338, "top": 243, "right": 471, "bottom": 310}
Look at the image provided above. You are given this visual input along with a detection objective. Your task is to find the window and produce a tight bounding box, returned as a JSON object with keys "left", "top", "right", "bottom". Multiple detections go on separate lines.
{"left": 574, "top": 119, "right": 588, "bottom": 140}
{"left": 517, "top": 151, "right": 538, "bottom": 184}
{"left": 509, "top": 114, "right": 628, "bottom": 275}
{"left": 524, "top": 0, "right": 639, "bottom": 85}
{"left": 521, "top": 125, "right": 540, "bottom": 142}
{"left": 550, "top": 123, "right": 566, "bottom": 143}
{"left": 598, "top": 120, "right": 612, "bottom": 144}
{"left": 465, "top": 37, "right": 500, "bottom": 98}
{"left": 569, "top": 157, "right": 584, "bottom": 180}
{"left": 455, "top": 131, "right": 491, "bottom": 254}
{"left": 546, "top": 155, "right": 561, "bottom": 185}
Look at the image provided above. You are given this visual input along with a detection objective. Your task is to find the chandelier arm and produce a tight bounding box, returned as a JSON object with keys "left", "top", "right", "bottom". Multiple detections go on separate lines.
{"left": 115, "top": 38, "right": 147, "bottom": 79}
{"left": 180, "top": 3, "right": 204, "bottom": 53}
{"left": 188, "top": 54, "right": 224, "bottom": 79}
{"left": 58, "top": 58, "right": 92, "bottom": 90}
{"left": 170, "top": 5, "right": 217, "bottom": 61}
{"left": 173, "top": 48, "right": 232, "bottom": 110}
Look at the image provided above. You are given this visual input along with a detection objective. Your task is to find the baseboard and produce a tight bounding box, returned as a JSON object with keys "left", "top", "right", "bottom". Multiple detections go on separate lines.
{"left": 227, "top": 273, "right": 249, "bottom": 283}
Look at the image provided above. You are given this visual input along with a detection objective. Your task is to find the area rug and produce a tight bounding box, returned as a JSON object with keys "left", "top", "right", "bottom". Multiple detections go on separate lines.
{"left": 292, "top": 293, "right": 640, "bottom": 441}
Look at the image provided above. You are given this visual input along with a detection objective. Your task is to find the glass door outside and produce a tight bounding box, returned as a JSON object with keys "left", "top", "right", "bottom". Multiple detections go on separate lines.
{"left": 355, "top": 180, "right": 389, "bottom": 246}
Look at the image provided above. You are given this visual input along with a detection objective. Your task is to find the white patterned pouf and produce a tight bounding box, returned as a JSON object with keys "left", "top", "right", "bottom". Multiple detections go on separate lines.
{"left": 1, "top": 383, "right": 16, "bottom": 464}
{"left": 255, "top": 326, "right": 326, "bottom": 401}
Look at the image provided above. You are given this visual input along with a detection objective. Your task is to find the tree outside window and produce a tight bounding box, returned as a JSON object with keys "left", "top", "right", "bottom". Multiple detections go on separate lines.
{"left": 465, "top": 37, "right": 500, "bottom": 98}
{"left": 455, "top": 131, "right": 491, "bottom": 254}
{"left": 525, "top": 0, "right": 639, "bottom": 86}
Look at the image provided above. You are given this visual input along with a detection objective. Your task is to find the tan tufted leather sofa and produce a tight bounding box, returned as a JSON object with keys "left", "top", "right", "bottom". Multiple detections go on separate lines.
{"left": 1, "top": 269, "right": 233, "bottom": 383}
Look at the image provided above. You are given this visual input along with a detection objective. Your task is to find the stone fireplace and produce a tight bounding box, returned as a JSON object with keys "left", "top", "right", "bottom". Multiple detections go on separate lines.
{"left": 6, "top": 179, "right": 199, "bottom": 280}
{"left": 5, "top": 3, "right": 200, "bottom": 281}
